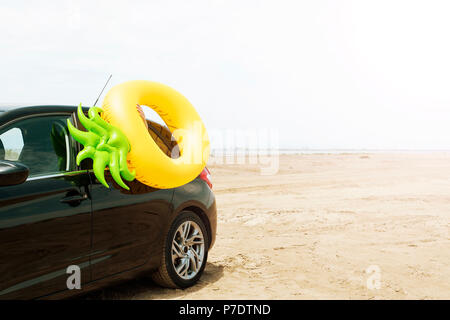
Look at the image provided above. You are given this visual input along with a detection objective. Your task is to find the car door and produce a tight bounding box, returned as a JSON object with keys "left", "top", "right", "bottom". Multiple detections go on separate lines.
{"left": 0, "top": 113, "right": 92, "bottom": 299}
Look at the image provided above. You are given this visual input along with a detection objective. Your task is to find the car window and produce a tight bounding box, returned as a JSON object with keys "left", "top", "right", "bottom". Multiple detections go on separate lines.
{"left": 0, "top": 115, "right": 75, "bottom": 176}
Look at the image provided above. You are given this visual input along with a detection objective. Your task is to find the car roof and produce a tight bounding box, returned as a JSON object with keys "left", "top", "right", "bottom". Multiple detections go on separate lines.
{"left": 0, "top": 105, "right": 90, "bottom": 126}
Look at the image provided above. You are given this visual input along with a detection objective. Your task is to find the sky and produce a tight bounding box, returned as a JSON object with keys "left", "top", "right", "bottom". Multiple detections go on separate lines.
{"left": 1, "top": 0, "right": 450, "bottom": 150}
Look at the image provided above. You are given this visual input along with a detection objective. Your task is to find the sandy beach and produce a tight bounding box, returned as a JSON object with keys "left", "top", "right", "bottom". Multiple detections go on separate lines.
{"left": 87, "top": 153, "right": 450, "bottom": 300}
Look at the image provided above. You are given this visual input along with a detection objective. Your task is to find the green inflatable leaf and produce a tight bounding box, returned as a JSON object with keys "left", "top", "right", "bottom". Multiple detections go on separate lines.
{"left": 67, "top": 104, "right": 136, "bottom": 190}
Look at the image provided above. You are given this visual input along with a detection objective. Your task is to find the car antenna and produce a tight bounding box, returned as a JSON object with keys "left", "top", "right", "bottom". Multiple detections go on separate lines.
{"left": 93, "top": 74, "right": 112, "bottom": 106}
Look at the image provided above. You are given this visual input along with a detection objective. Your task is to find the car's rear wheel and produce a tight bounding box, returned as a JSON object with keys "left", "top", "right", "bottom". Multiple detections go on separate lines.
{"left": 152, "top": 211, "right": 208, "bottom": 288}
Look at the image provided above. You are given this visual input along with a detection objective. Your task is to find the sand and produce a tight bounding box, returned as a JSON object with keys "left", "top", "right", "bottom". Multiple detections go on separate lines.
{"left": 88, "top": 153, "right": 450, "bottom": 300}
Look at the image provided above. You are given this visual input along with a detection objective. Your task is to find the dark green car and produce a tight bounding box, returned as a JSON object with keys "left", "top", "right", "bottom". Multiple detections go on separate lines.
{"left": 0, "top": 105, "right": 216, "bottom": 299}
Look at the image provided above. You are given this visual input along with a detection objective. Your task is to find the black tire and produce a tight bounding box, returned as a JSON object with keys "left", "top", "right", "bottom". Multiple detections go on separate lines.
{"left": 152, "top": 211, "right": 209, "bottom": 288}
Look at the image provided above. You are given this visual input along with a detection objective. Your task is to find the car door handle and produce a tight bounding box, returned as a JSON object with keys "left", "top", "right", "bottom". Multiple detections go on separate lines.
{"left": 60, "top": 193, "right": 88, "bottom": 204}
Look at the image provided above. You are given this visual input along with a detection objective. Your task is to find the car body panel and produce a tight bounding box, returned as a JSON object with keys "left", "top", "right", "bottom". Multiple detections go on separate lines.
{"left": 88, "top": 172, "right": 175, "bottom": 280}
{"left": 171, "top": 178, "right": 217, "bottom": 249}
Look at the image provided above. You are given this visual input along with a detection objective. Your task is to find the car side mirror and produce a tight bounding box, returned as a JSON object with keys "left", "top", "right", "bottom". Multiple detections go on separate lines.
{"left": 0, "top": 160, "right": 29, "bottom": 186}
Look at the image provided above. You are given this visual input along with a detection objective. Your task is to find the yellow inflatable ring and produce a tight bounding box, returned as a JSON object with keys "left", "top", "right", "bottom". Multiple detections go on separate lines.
{"left": 101, "top": 80, "right": 210, "bottom": 189}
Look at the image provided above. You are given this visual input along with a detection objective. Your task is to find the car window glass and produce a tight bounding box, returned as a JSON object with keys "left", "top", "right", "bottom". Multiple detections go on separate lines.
{"left": 0, "top": 128, "right": 24, "bottom": 161}
{"left": 0, "top": 115, "right": 74, "bottom": 176}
